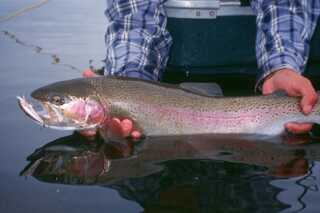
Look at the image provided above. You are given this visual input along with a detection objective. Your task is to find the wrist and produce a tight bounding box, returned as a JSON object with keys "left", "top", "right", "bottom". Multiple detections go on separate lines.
{"left": 262, "top": 67, "right": 300, "bottom": 85}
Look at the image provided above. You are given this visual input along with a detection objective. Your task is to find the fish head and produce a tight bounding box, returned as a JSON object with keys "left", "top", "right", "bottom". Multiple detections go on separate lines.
{"left": 18, "top": 78, "right": 108, "bottom": 130}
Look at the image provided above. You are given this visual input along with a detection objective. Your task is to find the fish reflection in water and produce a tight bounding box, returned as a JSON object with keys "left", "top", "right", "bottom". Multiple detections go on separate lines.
{"left": 21, "top": 134, "right": 320, "bottom": 212}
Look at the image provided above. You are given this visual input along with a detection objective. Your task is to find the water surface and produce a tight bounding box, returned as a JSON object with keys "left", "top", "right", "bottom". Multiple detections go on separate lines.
{"left": 1, "top": 1, "right": 320, "bottom": 213}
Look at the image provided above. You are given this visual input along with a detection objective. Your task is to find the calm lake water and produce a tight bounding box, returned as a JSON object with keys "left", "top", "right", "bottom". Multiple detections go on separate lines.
{"left": 1, "top": 1, "right": 320, "bottom": 213}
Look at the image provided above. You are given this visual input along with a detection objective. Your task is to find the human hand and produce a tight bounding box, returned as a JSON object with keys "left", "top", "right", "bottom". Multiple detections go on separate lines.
{"left": 82, "top": 68, "right": 98, "bottom": 78}
{"left": 79, "top": 69, "right": 142, "bottom": 140}
{"left": 262, "top": 68, "right": 318, "bottom": 134}
{"left": 79, "top": 117, "right": 141, "bottom": 140}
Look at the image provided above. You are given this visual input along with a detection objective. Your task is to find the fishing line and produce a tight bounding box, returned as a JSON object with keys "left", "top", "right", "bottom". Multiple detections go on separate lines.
{"left": 0, "top": 0, "right": 50, "bottom": 23}
{"left": 0, "top": 0, "right": 103, "bottom": 74}
{"left": 0, "top": 1, "right": 85, "bottom": 73}
{"left": 1, "top": 30, "right": 82, "bottom": 72}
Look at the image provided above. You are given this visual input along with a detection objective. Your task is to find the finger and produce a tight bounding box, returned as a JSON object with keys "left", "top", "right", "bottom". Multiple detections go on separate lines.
{"left": 121, "top": 119, "right": 133, "bottom": 137}
{"left": 109, "top": 118, "right": 123, "bottom": 136}
{"left": 131, "top": 130, "right": 142, "bottom": 140}
{"left": 262, "top": 78, "right": 276, "bottom": 95}
{"left": 299, "top": 83, "right": 318, "bottom": 114}
{"left": 79, "top": 129, "right": 97, "bottom": 137}
{"left": 285, "top": 123, "right": 313, "bottom": 134}
{"left": 82, "top": 69, "right": 98, "bottom": 78}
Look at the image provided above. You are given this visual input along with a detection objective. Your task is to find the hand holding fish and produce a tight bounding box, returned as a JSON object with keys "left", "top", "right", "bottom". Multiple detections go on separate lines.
{"left": 262, "top": 68, "right": 318, "bottom": 134}
{"left": 80, "top": 69, "right": 142, "bottom": 140}
{"left": 79, "top": 117, "right": 141, "bottom": 140}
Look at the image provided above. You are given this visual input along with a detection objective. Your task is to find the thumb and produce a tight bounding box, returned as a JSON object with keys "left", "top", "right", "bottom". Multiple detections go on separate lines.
{"left": 300, "top": 88, "right": 318, "bottom": 114}
{"left": 262, "top": 78, "right": 276, "bottom": 95}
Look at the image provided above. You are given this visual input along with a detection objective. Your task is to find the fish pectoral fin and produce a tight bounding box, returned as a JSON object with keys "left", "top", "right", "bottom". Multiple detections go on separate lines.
{"left": 179, "top": 82, "right": 223, "bottom": 97}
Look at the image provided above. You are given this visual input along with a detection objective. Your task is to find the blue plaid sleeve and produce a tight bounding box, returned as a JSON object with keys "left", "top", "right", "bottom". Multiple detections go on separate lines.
{"left": 251, "top": 0, "right": 320, "bottom": 90}
{"left": 104, "top": 0, "right": 172, "bottom": 81}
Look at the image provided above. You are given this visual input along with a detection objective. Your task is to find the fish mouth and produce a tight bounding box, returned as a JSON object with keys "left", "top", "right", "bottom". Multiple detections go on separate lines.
{"left": 17, "top": 96, "right": 101, "bottom": 130}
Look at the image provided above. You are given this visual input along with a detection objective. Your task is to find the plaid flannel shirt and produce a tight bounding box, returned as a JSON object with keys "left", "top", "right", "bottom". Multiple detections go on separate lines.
{"left": 252, "top": 0, "right": 320, "bottom": 88}
{"left": 104, "top": 0, "right": 319, "bottom": 84}
{"left": 104, "top": 0, "right": 172, "bottom": 80}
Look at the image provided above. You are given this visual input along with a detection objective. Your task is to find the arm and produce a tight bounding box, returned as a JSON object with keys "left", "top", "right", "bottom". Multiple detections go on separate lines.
{"left": 252, "top": 0, "right": 319, "bottom": 87}
{"left": 104, "top": 0, "right": 172, "bottom": 80}
{"left": 81, "top": 0, "right": 172, "bottom": 139}
{"left": 252, "top": 0, "right": 319, "bottom": 133}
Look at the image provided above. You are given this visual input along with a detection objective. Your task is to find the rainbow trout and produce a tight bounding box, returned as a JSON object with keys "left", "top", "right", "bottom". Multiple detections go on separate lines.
{"left": 17, "top": 76, "right": 320, "bottom": 137}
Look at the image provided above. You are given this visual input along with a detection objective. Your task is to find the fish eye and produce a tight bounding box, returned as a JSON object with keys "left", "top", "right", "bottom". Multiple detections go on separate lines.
{"left": 50, "top": 95, "right": 65, "bottom": 105}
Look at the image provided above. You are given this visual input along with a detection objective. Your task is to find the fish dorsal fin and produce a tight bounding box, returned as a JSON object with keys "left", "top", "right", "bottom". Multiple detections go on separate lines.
{"left": 179, "top": 82, "right": 223, "bottom": 97}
